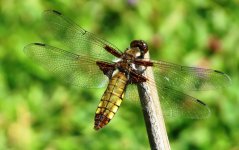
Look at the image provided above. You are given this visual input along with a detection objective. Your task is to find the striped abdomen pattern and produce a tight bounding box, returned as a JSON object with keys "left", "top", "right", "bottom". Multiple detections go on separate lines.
{"left": 94, "top": 71, "right": 127, "bottom": 130}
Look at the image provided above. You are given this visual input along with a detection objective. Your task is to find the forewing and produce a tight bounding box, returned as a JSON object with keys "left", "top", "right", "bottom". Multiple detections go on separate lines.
{"left": 43, "top": 10, "right": 122, "bottom": 62}
{"left": 151, "top": 60, "right": 231, "bottom": 91}
{"left": 24, "top": 43, "right": 108, "bottom": 88}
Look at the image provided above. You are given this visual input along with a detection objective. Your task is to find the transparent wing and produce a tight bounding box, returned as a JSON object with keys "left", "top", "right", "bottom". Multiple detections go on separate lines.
{"left": 153, "top": 85, "right": 210, "bottom": 118}
{"left": 24, "top": 43, "right": 109, "bottom": 88}
{"left": 151, "top": 60, "right": 231, "bottom": 91}
{"left": 124, "top": 84, "right": 140, "bottom": 102}
{"left": 43, "top": 10, "right": 122, "bottom": 62}
{"left": 124, "top": 81, "right": 210, "bottom": 118}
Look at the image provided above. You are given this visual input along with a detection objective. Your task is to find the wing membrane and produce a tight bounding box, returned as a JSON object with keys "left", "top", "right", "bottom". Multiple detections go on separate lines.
{"left": 124, "top": 84, "right": 140, "bottom": 102}
{"left": 142, "top": 59, "right": 230, "bottom": 118}
{"left": 124, "top": 79, "right": 210, "bottom": 118}
{"left": 24, "top": 43, "right": 108, "bottom": 88}
{"left": 155, "top": 86, "right": 210, "bottom": 118}
{"left": 151, "top": 60, "right": 231, "bottom": 91}
{"left": 43, "top": 10, "right": 122, "bottom": 62}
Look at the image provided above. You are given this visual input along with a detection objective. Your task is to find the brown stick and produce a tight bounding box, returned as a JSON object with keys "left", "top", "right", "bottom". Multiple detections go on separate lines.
{"left": 137, "top": 52, "right": 171, "bottom": 150}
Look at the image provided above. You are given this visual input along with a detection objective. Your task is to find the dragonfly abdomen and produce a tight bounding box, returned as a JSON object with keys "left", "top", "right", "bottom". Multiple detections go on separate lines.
{"left": 94, "top": 71, "right": 127, "bottom": 130}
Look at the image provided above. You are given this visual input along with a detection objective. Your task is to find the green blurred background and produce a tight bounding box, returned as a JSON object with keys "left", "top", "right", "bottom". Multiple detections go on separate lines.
{"left": 0, "top": 0, "right": 239, "bottom": 150}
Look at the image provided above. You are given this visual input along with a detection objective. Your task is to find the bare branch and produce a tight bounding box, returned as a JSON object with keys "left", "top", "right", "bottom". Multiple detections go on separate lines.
{"left": 137, "top": 52, "right": 171, "bottom": 150}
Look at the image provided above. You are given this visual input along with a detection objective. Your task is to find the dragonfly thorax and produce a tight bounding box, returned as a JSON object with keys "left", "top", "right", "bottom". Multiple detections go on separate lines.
{"left": 125, "top": 47, "right": 141, "bottom": 58}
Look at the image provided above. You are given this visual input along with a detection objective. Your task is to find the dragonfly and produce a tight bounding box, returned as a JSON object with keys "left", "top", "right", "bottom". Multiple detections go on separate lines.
{"left": 24, "top": 10, "right": 231, "bottom": 130}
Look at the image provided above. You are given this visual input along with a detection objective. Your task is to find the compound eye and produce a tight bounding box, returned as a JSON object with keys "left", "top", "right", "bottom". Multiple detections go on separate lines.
{"left": 141, "top": 42, "right": 148, "bottom": 54}
{"left": 130, "top": 40, "right": 148, "bottom": 54}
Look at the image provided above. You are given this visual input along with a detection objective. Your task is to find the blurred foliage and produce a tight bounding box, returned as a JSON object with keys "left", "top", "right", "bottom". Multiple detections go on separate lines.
{"left": 0, "top": 0, "right": 239, "bottom": 150}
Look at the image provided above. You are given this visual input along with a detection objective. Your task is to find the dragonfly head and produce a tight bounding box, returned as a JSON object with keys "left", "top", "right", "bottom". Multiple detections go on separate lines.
{"left": 130, "top": 40, "right": 148, "bottom": 58}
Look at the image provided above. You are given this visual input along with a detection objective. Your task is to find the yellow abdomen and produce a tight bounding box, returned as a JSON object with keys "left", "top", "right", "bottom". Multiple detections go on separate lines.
{"left": 94, "top": 71, "right": 127, "bottom": 130}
